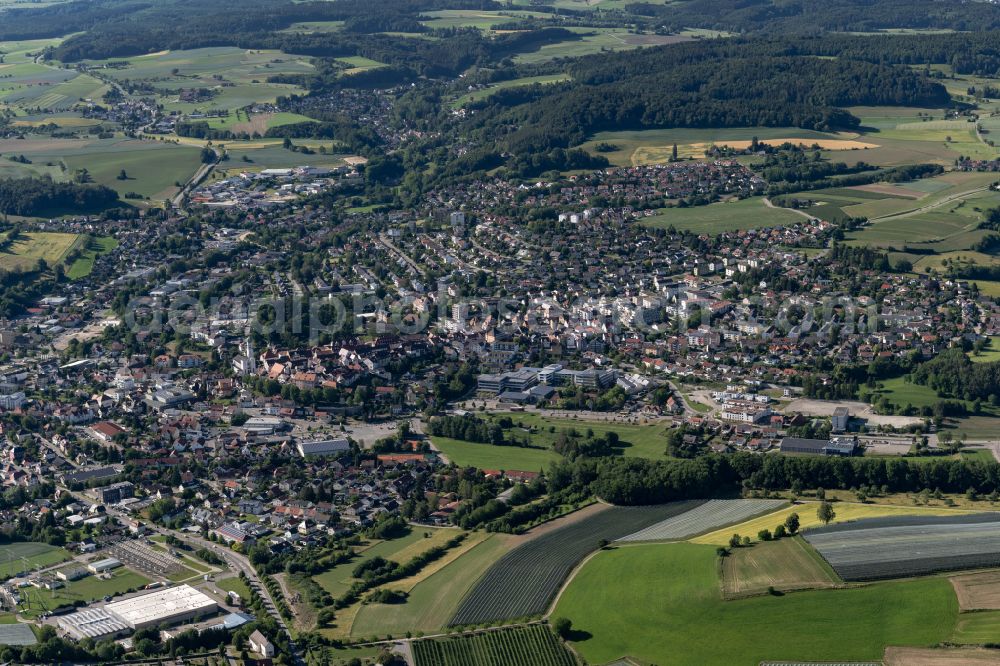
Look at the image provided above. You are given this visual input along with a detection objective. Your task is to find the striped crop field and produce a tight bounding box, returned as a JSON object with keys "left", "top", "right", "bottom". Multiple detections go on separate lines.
{"left": 412, "top": 625, "right": 575, "bottom": 666}
{"left": 617, "top": 499, "right": 787, "bottom": 542}
{"left": 449, "top": 501, "right": 704, "bottom": 626}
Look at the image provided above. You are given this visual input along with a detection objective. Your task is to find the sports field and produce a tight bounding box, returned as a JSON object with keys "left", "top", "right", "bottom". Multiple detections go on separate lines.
{"left": 0, "top": 542, "right": 72, "bottom": 579}
{"left": 555, "top": 542, "right": 957, "bottom": 665}
{"left": 643, "top": 197, "right": 809, "bottom": 233}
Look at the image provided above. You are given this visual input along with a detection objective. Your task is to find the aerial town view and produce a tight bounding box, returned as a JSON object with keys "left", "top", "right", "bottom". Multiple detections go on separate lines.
{"left": 6, "top": 1, "right": 1000, "bottom": 665}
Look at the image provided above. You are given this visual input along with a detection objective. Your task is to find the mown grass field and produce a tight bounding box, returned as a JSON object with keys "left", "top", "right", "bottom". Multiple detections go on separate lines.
{"left": 431, "top": 436, "right": 559, "bottom": 472}
{"left": 721, "top": 536, "right": 841, "bottom": 597}
{"left": 215, "top": 575, "right": 251, "bottom": 600}
{"left": 871, "top": 376, "right": 1000, "bottom": 439}
{"left": 844, "top": 106, "right": 996, "bottom": 165}
{"left": 432, "top": 411, "right": 676, "bottom": 470}
{"left": 643, "top": 197, "right": 808, "bottom": 233}
{"left": 0, "top": 231, "right": 79, "bottom": 272}
{"left": 65, "top": 235, "right": 117, "bottom": 279}
{"left": 215, "top": 140, "right": 348, "bottom": 174}
{"left": 952, "top": 610, "right": 1000, "bottom": 644}
{"left": 0, "top": 542, "right": 72, "bottom": 579}
{"left": 555, "top": 542, "right": 957, "bottom": 665}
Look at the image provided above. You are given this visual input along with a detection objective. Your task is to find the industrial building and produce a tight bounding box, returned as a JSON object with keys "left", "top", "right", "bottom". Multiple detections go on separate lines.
{"left": 106, "top": 584, "right": 218, "bottom": 630}
{"left": 58, "top": 607, "right": 131, "bottom": 641}
{"left": 832, "top": 406, "right": 851, "bottom": 433}
{"left": 779, "top": 436, "right": 857, "bottom": 457}
{"left": 297, "top": 438, "right": 350, "bottom": 458}
{"left": 87, "top": 557, "right": 122, "bottom": 574}
{"left": 58, "top": 584, "right": 218, "bottom": 641}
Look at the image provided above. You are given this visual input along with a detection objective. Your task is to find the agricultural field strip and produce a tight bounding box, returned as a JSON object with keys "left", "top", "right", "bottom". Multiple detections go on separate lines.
{"left": 805, "top": 513, "right": 1000, "bottom": 580}
{"left": 616, "top": 499, "right": 786, "bottom": 542}
{"left": 411, "top": 624, "right": 575, "bottom": 666}
{"left": 448, "top": 501, "right": 705, "bottom": 626}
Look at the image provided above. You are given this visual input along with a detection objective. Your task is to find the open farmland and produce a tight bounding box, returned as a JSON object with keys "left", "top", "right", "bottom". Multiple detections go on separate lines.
{"left": 556, "top": 542, "right": 956, "bottom": 665}
{"left": 0, "top": 232, "right": 79, "bottom": 272}
{"left": 804, "top": 513, "right": 1000, "bottom": 581}
{"left": 617, "top": 499, "right": 786, "bottom": 542}
{"left": 449, "top": 501, "right": 705, "bottom": 625}
{"left": 411, "top": 625, "right": 575, "bottom": 666}
{"left": 885, "top": 646, "right": 1000, "bottom": 665}
{"left": 0, "top": 134, "right": 203, "bottom": 202}
{"left": 952, "top": 610, "right": 1000, "bottom": 645}
{"left": 513, "top": 28, "right": 693, "bottom": 65}
{"left": 453, "top": 74, "right": 571, "bottom": 107}
{"left": 721, "top": 536, "right": 842, "bottom": 598}
{"left": 352, "top": 533, "right": 519, "bottom": 638}
{"left": 579, "top": 127, "right": 844, "bottom": 167}
{"left": 691, "top": 502, "right": 979, "bottom": 546}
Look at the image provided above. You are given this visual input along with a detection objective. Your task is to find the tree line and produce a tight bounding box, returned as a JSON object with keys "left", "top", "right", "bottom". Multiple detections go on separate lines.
{"left": 547, "top": 453, "right": 1000, "bottom": 506}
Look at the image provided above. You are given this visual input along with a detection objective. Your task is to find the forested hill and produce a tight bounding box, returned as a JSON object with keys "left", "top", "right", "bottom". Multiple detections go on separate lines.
{"left": 632, "top": 0, "right": 1000, "bottom": 33}
{"left": 466, "top": 40, "right": 950, "bottom": 154}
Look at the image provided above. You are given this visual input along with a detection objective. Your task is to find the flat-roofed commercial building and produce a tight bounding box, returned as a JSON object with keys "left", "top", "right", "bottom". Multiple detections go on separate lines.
{"left": 104, "top": 584, "right": 218, "bottom": 630}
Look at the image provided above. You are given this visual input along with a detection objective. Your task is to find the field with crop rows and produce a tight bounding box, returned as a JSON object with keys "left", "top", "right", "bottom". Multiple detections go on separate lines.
{"left": 804, "top": 513, "right": 1000, "bottom": 581}
{"left": 412, "top": 625, "right": 575, "bottom": 666}
{"left": 449, "top": 501, "right": 704, "bottom": 625}
{"left": 617, "top": 499, "right": 786, "bottom": 542}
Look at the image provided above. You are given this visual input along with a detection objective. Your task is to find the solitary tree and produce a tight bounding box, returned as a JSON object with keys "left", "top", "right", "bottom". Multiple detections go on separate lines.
{"left": 817, "top": 501, "right": 836, "bottom": 525}
{"left": 784, "top": 512, "right": 800, "bottom": 535}
{"left": 552, "top": 617, "right": 572, "bottom": 639}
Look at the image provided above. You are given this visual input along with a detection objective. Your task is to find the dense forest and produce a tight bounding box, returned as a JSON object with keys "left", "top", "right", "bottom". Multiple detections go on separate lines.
{"left": 463, "top": 41, "right": 949, "bottom": 154}
{"left": 0, "top": 178, "right": 120, "bottom": 216}
{"left": 632, "top": 0, "right": 1000, "bottom": 34}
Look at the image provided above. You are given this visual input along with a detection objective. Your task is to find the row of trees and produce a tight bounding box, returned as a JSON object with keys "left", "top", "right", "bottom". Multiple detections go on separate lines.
{"left": 545, "top": 454, "right": 1000, "bottom": 506}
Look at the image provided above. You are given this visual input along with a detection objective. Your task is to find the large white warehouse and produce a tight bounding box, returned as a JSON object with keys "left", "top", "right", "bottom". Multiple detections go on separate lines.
{"left": 58, "top": 584, "right": 218, "bottom": 640}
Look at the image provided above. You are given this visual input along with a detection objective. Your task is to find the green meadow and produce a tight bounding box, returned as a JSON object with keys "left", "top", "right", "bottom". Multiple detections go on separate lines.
{"left": 556, "top": 542, "right": 957, "bottom": 665}
{"left": 643, "top": 197, "right": 808, "bottom": 233}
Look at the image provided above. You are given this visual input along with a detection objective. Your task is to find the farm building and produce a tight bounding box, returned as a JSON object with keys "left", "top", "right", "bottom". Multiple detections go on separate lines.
{"left": 104, "top": 584, "right": 218, "bottom": 630}
{"left": 779, "top": 437, "right": 857, "bottom": 456}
